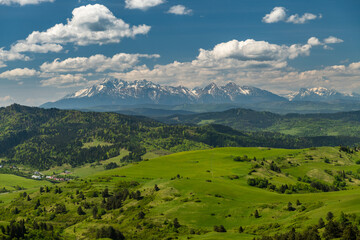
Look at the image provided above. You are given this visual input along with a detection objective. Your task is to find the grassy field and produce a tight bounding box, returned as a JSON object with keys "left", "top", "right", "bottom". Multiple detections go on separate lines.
{"left": 85, "top": 147, "right": 360, "bottom": 239}
{"left": 1, "top": 147, "right": 360, "bottom": 239}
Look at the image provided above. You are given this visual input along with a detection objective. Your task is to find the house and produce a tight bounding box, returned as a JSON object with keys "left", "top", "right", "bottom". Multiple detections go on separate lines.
{"left": 32, "top": 175, "right": 41, "bottom": 180}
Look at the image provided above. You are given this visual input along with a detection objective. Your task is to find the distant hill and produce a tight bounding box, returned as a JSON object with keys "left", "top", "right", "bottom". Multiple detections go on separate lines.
{"left": 1, "top": 104, "right": 359, "bottom": 169}
{"left": 160, "top": 108, "right": 360, "bottom": 137}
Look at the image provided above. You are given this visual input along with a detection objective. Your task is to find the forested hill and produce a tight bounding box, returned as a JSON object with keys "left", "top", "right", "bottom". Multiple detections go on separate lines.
{"left": 160, "top": 108, "right": 360, "bottom": 137}
{"left": 0, "top": 104, "right": 359, "bottom": 170}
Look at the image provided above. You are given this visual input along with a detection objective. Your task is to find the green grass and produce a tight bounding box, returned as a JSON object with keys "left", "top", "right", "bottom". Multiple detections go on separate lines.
{"left": 86, "top": 147, "right": 360, "bottom": 238}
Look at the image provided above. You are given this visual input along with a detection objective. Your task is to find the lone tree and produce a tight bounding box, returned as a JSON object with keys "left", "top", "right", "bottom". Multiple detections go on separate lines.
{"left": 254, "top": 210, "right": 260, "bottom": 218}
{"left": 154, "top": 184, "right": 160, "bottom": 192}
{"left": 239, "top": 226, "right": 244, "bottom": 233}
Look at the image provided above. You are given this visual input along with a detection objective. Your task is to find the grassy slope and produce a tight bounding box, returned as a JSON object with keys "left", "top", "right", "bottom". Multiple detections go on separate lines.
{"left": 1, "top": 147, "right": 359, "bottom": 239}
{"left": 87, "top": 147, "right": 360, "bottom": 239}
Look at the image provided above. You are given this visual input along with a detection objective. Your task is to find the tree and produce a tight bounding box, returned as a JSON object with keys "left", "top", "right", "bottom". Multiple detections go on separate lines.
{"left": 173, "top": 218, "right": 181, "bottom": 228}
{"left": 254, "top": 210, "right": 260, "bottom": 218}
{"left": 154, "top": 184, "right": 160, "bottom": 191}
{"left": 239, "top": 226, "right": 244, "bottom": 233}
{"left": 92, "top": 206, "right": 98, "bottom": 219}
{"left": 34, "top": 199, "right": 41, "bottom": 210}
{"left": 318, "top": 218, "right": 325, "bottom": 228}
{"left": 296, "top": 199, "right": 301, "bottom": 206}
{"left": 326, "top": 211, "right": 334, "bottom": 221}
{"left": 102, "top": 188, "right": 110, "bottom": 198}
{"left": 77, "top": 206, "right": 86, "bottom": 215}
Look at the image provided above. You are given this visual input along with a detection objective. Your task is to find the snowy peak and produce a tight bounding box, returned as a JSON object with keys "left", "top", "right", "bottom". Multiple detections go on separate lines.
{"left": 291, "top": 87, "right": 358, "bottom": 102}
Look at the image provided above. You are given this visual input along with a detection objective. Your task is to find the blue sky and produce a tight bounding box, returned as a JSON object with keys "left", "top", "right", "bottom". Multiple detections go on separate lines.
{"left": 0, "top": 0, "right": 359, "bottom": 106}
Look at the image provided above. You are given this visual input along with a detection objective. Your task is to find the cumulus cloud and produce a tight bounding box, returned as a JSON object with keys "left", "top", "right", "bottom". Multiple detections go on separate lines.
{"left": 0, "top": 68, "right": 39, "bottom": 80}
{"left": 263, "top": 7, "right": 321, "bottom": 24}
{"left": 324, "top": 36, "right": 344, "bottom": 44}
{"left": 0, "top": 0, "right": 54, "bottom": 6}
{"left": 11, "top": 43, "right": 63, "bottom": 53}
{"left": 197, "top": 39, "right": 312, "bottom": 62}
{"left": 40, "top": 53, "right": 160, "bottom": 72}
{"left": 125, "top": 0, "right": 164, "bottom": 10}
{"left": 307, "top": 37, "right": 322, "bottom": 46}
{"left": 11, "top": 4, "right": 151, "bottom": 51}
{"left": 0, "top": 48, "right": 29, "bottom": 68}
{"left": 262, "top": 7, "right": 287, "bottom": 23}
{"left": 167, "top": 5, "right": 193, "bottom": 15}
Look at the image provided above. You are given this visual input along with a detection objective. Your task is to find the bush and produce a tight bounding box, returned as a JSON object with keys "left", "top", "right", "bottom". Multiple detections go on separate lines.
{"left": 214, "top": 225, "right": 226, "bottom": 232}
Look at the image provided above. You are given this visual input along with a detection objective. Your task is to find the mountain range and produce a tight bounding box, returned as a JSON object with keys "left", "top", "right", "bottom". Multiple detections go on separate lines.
{"left": 41, "top": 78, "right": 360, "bottom": 109}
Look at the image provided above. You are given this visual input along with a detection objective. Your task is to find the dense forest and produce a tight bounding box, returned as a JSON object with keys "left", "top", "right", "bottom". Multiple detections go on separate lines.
{"left": 1, "top": 104, "right": 359, "bottom": 170}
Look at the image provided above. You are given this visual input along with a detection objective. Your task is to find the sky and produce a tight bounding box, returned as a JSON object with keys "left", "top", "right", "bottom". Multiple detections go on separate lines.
{"left": 0, "top": 0, "right": 359, "bottom": 106}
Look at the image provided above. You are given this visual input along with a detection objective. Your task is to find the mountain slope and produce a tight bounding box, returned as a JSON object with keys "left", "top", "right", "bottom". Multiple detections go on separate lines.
{"left": 160, "top": 108, "right": 360, "bottom": 137}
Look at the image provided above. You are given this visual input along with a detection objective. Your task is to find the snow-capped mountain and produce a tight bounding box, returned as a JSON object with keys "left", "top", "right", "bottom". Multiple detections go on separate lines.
{"left": 41, "top": 78, "right": 287, "bottom": 109}
{"left": 290, "top": 87, "right": 360, "bottom": 102}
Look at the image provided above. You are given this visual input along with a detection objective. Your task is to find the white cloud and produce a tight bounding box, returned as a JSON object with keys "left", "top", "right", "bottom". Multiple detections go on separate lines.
{"left": 11, "top": 4, "right": 151, "bottom": 50}
{"left": 287, "top": 13, "right": 318, "bottom": 24}
{"left": 40, "top": 74, "right": 91, "bottom": 88}
{"left": 324, "top": 36, "right": 344, "bottom": 44}
{"left": 0, "top": 68, "right": 39, "bottom": 80}
{"left": 167, "top": 5, "right": 193, "bottom": 15}
{"left": 125, "top": 0, "right": 164, "bottom": 10}
{"left": 307, "top": 37, "right": 322, "bottom": 46}
{"left": 11, "top": 43, "right": 63, "bottom": 53}
{"left": 262, "top": 7, "right": 287, "bottom": 23}
{"left": 197, "top": 39, "right": 312, "bottom": 62}
{"left": 40, "top": 53, "right": 160, "bottom": 72}
{"left": 263, "top": 7, "right": 321, "bottom": 24}
{"left": 0, "top": 0, "right": 54, "bottom": 6}
{"left": 0, "top": 48, "right": 29, "bottom": 68}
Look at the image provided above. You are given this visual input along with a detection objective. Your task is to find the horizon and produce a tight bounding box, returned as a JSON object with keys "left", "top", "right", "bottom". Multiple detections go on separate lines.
{"left": 0, "top": 0, "right": 359, "bottom": 106}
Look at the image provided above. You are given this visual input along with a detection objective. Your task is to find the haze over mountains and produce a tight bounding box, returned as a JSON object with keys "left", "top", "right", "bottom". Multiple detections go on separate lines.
{"left": 41, "top": 79, "right": 360, "bottom": 113}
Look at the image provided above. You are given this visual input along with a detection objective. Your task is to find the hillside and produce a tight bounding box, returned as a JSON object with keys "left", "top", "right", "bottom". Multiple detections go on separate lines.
{"left": 1, "top": 104, "right": 359, "bottom": 170}
{"left": 0, "top": 147, "right": 360, "bottom": 239}
{"left": 160, "top": 108, "right": 360, "bottom": 137}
